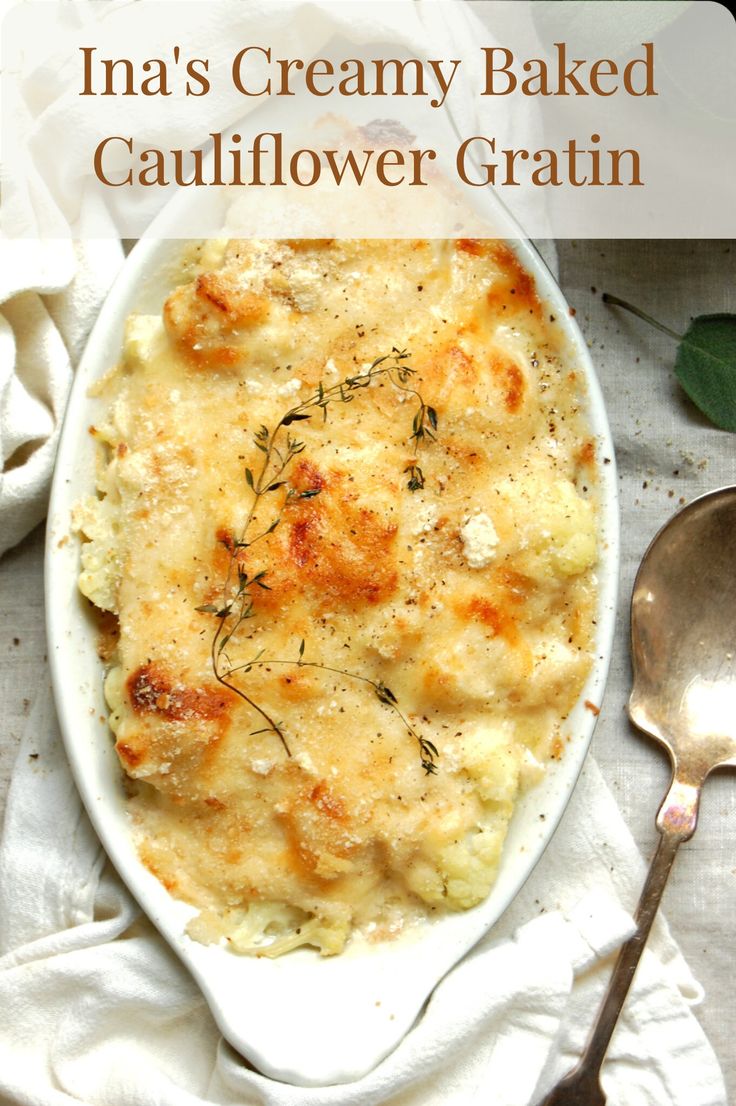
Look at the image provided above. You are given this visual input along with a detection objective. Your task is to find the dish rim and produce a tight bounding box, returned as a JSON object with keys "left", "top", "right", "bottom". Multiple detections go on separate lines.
{"left": 45, "top": 230, "right": 619, "bottom": 1087}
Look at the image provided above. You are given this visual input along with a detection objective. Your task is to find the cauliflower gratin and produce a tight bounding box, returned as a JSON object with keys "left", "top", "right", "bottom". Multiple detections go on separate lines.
{"left": 74, "top": 238, "right": 599, "bottom": 958}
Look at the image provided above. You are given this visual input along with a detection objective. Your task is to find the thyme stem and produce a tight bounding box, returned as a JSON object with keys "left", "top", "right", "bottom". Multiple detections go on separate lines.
{"left": 200, "top": 348, "right": 439, "bottom": 774}
{"left": 211, "top": 614, "right": 291, "bottom": 756}
{"left": 222, "top": 656, "right": 436, "bottom": 774}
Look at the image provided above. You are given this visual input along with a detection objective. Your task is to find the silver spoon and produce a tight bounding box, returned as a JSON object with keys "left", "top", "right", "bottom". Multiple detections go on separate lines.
{"left": 540, "top": 485, "right": 736, "bottom": 1106}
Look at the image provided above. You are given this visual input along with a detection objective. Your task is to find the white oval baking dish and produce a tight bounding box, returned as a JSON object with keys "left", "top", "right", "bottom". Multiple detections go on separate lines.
{"left": 46, "top": 220, "right": 618, "bottom": 1086}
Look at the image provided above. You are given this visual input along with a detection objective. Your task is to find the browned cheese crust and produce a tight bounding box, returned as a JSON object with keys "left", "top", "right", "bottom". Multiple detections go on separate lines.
{"left": 76, "top": 239, "right": 599, "bottom": 956}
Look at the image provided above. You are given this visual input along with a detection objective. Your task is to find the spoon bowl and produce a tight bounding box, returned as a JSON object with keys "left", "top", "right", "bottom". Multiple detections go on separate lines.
{"left": 629, "top": 486, "right": 736, "bottom": 776}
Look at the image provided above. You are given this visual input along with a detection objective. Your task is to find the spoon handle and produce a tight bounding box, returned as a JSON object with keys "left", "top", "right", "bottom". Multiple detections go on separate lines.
{"left": 538, "top": 771, "right": 701, "bottom": 1106}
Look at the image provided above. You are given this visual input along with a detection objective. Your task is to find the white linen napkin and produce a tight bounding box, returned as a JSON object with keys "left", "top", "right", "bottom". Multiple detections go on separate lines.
{"left": 0, "top": 682, "right": 726, "bottom": 1106}
{"left": 0, "top": 1, "right": 727, "bottom": 1102}
{"left": 0, "top": 239, "right": 124, "bottom": 556}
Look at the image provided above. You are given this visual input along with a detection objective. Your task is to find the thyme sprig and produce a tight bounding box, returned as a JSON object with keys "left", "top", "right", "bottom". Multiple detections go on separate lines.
{"left": 197, "top": 348, "right": 439, "bottom": 774}
{"left": 224, "top": 642, "right": 439, "bottom": 775}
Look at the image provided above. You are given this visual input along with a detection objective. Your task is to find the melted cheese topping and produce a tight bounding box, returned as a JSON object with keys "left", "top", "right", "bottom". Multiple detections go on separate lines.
{"left": 76, "top": 238, "right": 598, "bottom": 956}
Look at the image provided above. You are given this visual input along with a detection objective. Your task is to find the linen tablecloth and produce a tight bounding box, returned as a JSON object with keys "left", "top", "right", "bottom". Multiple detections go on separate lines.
{"left": 1, "top": 239, "right": 734, "bottom": 1103}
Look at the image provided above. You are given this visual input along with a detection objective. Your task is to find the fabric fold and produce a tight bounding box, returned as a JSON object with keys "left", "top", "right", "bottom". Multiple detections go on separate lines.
{"left": 0, "top": 240, "right": 123, "bottom": 557}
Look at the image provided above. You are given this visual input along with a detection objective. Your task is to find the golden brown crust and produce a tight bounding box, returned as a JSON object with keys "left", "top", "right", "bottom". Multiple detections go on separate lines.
{"left": 126, "top": 663, "right": 233, "bottom": 723}
{"left": 78, "top": 238, "right": 599, "bottom": 957}
{"left": 164, "top": 269, "right": 270, "bottom": 367}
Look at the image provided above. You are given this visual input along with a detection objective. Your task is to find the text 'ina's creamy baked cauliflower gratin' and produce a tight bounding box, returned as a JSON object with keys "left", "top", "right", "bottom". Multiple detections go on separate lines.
{"left": 75, "top": 238, "right": 598, "bottom": 957}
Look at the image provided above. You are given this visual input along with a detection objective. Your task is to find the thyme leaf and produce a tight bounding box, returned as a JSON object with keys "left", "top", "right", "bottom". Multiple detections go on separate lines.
{"left": 405, "top": 463, "right": 425, "bottom": 492}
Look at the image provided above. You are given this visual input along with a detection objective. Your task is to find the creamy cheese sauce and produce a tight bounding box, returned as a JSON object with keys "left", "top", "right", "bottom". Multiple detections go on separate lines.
{"left": 76, "top": 239, "right": 598, "bottom": 956}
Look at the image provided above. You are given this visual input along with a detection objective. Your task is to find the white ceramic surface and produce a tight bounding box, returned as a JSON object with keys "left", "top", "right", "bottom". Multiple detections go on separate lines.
{"left": 46, "top": 221, "right": 619, "bottom": 1086}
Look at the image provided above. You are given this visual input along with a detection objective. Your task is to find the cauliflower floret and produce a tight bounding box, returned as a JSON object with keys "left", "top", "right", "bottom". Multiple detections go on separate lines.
{"left": 123, "top": 314, "right": 166, "bottom": 372}
{"left": 496, "top": 473, "right": 596, "bottom": 579}
{"left": 188, "top": 901, "right": 351, "bottom": 958}
{"left": 73, "top": 495, "right": 121, "bottom": 612}
{"left": 457, "top": 721, "right": 522, "bottom": 805}
{"left": 103, "top": 666, "right": 125, "bottom": 734}
{"left": 541, "top": 479, "right": 597, "bottom": 575}
{"left": 517, "top": 638, "right": 593, "bottom": 712}
{"left": 406, "top": 723, "right": 525, "bottom": 910}
{"left": 404, "top": 857, "right": 447, "bottom": 905}
{"left": 441, "top": 824, "right": 507, "bottom": 909}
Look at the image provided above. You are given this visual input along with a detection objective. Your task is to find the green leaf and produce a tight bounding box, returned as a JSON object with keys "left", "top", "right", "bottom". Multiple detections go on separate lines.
{"left": 195, "top": 603, "right": 219, "bottom": 614}
{"left": 298, "top": 638, "right": 305, "bottom": 659}
{"left": 675, "top": 315, "right": 736, "bottom": 432}
{"left": 245, "top": 468, "right": 254, "bottom": 488}
{"left": 603, "top": 293, "right": 736, "bottom": 432}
